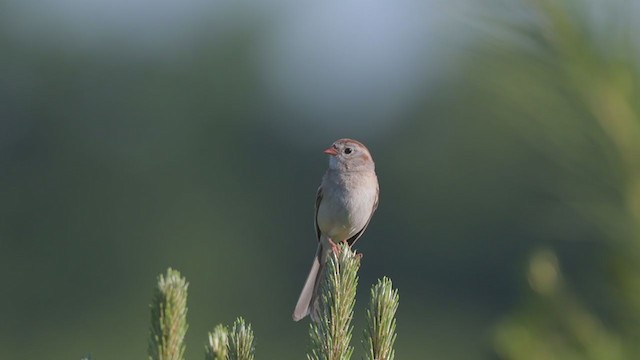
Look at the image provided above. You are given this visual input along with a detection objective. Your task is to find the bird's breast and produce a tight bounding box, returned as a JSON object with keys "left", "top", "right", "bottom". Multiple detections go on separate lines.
{"left": 316, "top": 172, "right": 377, "bottom": 242}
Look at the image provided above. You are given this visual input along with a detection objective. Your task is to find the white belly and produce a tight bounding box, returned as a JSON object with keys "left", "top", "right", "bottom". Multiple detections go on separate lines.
{"left": 316, "top": 173, "right": 377, "bottom": 241}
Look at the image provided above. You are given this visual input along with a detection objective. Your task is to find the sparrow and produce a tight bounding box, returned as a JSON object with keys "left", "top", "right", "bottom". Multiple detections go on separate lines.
{"left": 293, "top": 138, "right": 379, "bottom": 321}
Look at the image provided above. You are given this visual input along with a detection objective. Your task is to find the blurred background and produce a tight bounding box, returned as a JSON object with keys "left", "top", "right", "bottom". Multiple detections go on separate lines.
{"left": 1, "top": 0, "right": 639, "bottom": 358}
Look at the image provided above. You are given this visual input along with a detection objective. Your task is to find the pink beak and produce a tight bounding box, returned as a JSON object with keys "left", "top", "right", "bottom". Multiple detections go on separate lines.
{"left": 323, "top": 147, "right": 338, "bottom": 156}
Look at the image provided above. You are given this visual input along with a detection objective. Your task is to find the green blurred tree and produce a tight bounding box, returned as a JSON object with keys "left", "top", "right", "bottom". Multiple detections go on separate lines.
{"left": 491, "top": 0, "right": 640, "bottom": 358}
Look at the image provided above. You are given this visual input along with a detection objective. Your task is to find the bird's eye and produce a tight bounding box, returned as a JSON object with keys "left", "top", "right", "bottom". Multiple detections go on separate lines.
{"left": 344, "top": 147, "right": 353, "bottom": 154}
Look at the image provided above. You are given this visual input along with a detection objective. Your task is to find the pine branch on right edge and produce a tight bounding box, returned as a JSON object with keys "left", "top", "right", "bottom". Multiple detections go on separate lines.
{"left": 364, "top": 278, "right": 399, "bottom": 360}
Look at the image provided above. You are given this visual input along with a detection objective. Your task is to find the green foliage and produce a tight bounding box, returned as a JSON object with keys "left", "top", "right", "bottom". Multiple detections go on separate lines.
{"left": 490, "top": 1, "right": 640, "bottom": 357}
{"left": 228, "top": 318, "right": 256, "bottom": 360}
{"left": 148, "top": 268, "right": 189, "bottom": 360}
{"left": 144, "top": 247, "right": 397, "bottom": 359}
{"left": 364, "top": 277, "right": 399, "bottom": 360}
{"left": 495, "top": 249, "right": 627, "bottom": 360}
{"left": 205, "top": 325, "right": 229, "bottom": 360}
{"left": 205, "top": 318, "right": 256, "bottom": 360}
{"left": 307, "top": 245, "right": 360, "bottom": 360}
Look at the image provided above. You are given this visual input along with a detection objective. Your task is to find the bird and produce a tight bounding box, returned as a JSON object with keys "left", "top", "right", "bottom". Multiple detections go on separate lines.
{"left": 293, "top": 138, "right": 379, "bottom": 322}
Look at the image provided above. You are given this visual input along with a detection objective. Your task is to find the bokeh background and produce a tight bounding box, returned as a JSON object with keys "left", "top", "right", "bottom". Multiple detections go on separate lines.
{"left": 2, "top": 0, "right": 640, "bottom": 358}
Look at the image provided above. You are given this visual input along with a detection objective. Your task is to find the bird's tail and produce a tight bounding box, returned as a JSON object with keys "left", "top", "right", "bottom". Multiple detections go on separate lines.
{"left": 292, "top": 243, "right": 324, "bottom": 321}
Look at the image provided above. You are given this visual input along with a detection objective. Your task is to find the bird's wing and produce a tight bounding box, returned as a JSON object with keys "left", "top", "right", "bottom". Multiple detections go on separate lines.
{"left": 314, "top": 185, "right": 323, "bottom": 242}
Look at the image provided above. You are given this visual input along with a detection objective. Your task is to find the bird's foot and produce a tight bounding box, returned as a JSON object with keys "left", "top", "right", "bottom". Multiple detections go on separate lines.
{"left": 329, "top": 239, "right": 342, "bottom": 255}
